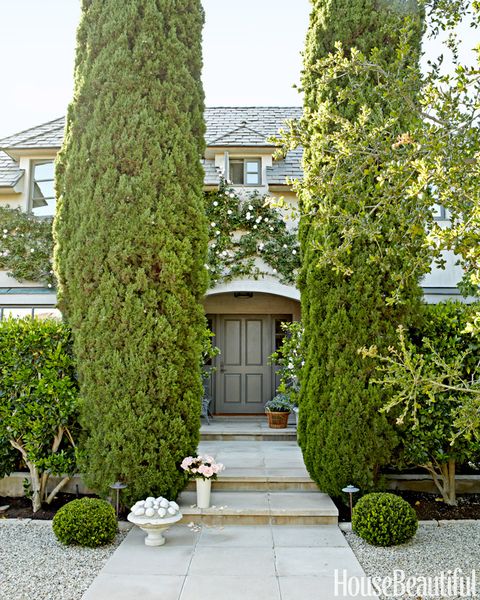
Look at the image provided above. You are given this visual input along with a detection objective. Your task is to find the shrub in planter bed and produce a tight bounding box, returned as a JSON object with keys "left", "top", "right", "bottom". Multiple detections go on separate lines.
{"left": 53, "top": 498, "right": 117, "bottom": 547}
{"left": 352, "top": 492, "right": 417, "bottom": 547}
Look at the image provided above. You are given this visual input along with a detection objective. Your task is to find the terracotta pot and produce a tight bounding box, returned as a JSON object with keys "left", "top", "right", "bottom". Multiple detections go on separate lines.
{"left": 266, "top": 411, "right": 290, "bottom": 429}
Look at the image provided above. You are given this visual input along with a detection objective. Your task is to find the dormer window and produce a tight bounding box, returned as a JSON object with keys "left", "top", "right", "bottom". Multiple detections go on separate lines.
{"left": 31, "top": 161, "right": 55, "bottom": 217}
{"left": 229, "top": 158, "right": 261, "bottom": 186}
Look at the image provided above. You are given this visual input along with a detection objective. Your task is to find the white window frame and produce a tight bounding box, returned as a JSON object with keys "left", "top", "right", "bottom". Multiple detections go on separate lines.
{"left": 30, "top": 160, "right": 55, "bottom": 217}
{"left": 229, "top": 158, "right": 262, "bottom": 186}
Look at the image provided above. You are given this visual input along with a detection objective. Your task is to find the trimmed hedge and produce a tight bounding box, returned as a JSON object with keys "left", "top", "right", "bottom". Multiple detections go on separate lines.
{"left": 352, "top": 492, "right": 418, "bottom": 546}
{"left": 52, "top": 498, "right": 117, "bottom": 547}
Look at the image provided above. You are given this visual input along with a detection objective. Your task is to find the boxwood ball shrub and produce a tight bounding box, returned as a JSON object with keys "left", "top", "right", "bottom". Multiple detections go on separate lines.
{"left": 53, "top": 498, "right": 117, "bottom": 548}
{"left": 352, "top": 493, "right": 418, "bottom": 547}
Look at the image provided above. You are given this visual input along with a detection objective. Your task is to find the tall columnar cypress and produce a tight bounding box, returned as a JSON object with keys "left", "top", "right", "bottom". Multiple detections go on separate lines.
{"left": 54, "top": 0, "right": 208, "bottom": 502}
{"left": 297, "top": 0, "right": 426, "bottom": 495}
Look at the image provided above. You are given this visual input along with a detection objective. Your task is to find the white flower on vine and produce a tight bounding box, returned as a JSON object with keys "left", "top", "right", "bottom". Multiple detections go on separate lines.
{"left": 272, "top": 268, "right": 277, "bottom": 274}
{"left": 292, "top": 249, "right": 297, "bottom": 255}
{"left": 205, "top": 264, "right": 210, "bottom": 270}
{"left": 227, "top": 209, "right": 233, "bottom": 215}
{"left": 216, "top": 230, "right": 220, "bottom": 236}
{"left": 229, "top": 193, "right": 235, "bottom": 198}
{"left": 288, "top": 363, "right": 294, "bottom": 370}
{"left": 248, "top": 204, "right": 253, "bottom": 210}
{"left": 2, "top": 229, "right": 7, "bottom": 234}
{"left": 255, "top": 217, "right": 262, "bottom": 223}
{"left": 211, "top": 222, "right": 216, "bottom": 227}
{"left": 259, "top": 243, "right": 264, "bottom": 251}
{"left": 283, "top": 244, "right": 288, "bottom": 249}
{"left": 264, "top": 218, "right": 269, "bottom": 223}
{"left": 253, "top": 225, "right": 258, "bottom": 229}
{"left": 49, "top": 270, "right": 54, "bottom": 274}
{"left": 246, "top": 212, "right": 251, "bottom": 220}
{"left": 211, "top": 243, "right": 216, "bottom": 249}
{"left": 213, "top": 201, "right": 218, "bottom": 207}
{"left": 2, "top": 235, "right": 6, "bottom": 239}
{"left": 48, "top": 284, "right": 52, "bottom": 288}
{"left": 30, "top": 248, "right": 35, "bottom": 253}
{"left": 270, "top": 227, "right": 274, "bottom": 232}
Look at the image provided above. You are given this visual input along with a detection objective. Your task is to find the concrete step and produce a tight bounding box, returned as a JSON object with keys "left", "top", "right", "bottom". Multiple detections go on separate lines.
{"left": 178, "top": 490, "right": 338, "bottom": 525}
{"left": 186, "top": 474, "right": 318, "bottom": 492}
{"left": 200, "top": 418, "right": 297, "bottom": 441}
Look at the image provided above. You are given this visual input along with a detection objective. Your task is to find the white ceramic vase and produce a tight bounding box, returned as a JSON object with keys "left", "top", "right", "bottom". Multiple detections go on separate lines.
{"left": 196, "top": 478, "right": 212, "bottom": 509}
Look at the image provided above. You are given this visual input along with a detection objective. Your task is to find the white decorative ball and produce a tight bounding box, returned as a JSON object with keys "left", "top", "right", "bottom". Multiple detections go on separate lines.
{"left": 160, "top": 499, "right": 169, "bottom": 508}
{"left": 146, "top": 496, "right": 155, "bottom": 503}
{"left": 145, "top": 508, "right": 155, "bottom": 517}
{"left": 167, "top": 506, "right": 177, "bottom": 516}
{"left": 169, "top": 501, "right": 179, "bottom": 511}
{"left": 158, "top": 508, "right": 167, "bottom": 518}
{"left": 134, "top": 508, "right": 145, "bottom": 516}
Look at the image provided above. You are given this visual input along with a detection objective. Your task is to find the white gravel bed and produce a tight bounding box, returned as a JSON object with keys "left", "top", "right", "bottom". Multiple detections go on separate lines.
{"left": 345, "top": 521, "right": 480, "bottom": 599}
{"left": 0, "top": 520, "right": 127, "bottom": 600}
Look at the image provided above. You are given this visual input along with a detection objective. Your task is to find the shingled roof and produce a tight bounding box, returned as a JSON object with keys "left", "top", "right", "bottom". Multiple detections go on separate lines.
{"left": 0, "top": 107, "right": 303, "bottom": 187}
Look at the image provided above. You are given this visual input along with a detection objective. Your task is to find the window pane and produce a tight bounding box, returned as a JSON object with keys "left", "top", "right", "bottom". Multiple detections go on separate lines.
{"left": 3, "top": 308, "right": 33, "bottom": 319}
{"left": 246, "top": 161, "right": 259, "bottom": 173}
{"left": 33, "top": 179, "right": 55, "bottom": 200}
{"left": 246, "top": 172, "right": 260, "bottom": 185}
{"left": 230, "top": 161, "right": 244, "bottom": 184}
{"left": 33, "top": 308, "right": 62, "bottom": 320}
{"left": 34, "top": 162, "right": 54, "bottom": 180}
{"left": 33, "top": 198, "right": 56, "bottom": 217}
{"left": 432, "top": 203, "right": 445, "bottom": 219}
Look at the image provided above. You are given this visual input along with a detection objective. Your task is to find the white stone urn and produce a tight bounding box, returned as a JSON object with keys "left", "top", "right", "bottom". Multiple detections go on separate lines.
{"left": 127, "top": 497, "right": 182, "bottom": 546}
{"left": 195, "top": 478, "right": 212, "bottom": 509}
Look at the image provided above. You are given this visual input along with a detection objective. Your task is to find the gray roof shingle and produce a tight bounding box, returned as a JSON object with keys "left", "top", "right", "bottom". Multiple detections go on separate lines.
{"left": 0, "top": 107, "right": 303, "bottom": 188}
{"left": 0, "top": 117, "right": 65, "bottom": 149}
{"left": 0, "top": 151, "right": 24, "bottom": 187}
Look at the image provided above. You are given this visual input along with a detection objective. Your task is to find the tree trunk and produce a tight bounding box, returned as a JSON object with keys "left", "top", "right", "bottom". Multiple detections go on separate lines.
{"left": 423, "top": 460, "right": 457, "bottom": 506}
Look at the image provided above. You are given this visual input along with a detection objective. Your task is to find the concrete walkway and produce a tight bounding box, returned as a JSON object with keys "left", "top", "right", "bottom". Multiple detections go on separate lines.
{"left": 82, "top": 523, "right": 377, "bottom": 600}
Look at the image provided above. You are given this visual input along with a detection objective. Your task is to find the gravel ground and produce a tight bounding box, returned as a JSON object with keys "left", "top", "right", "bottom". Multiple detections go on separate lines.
{"left": 0, "top": 520, "right": 127, "bottom": 600}
{"left": 345, "top": 521, "right": 480, "bottom": 599}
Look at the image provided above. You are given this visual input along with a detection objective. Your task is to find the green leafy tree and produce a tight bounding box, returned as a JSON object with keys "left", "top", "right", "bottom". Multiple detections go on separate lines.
{"left": 280, "top": 0, "right": 429, "bottom": 495}
{"left": 0, "top": 318, "right": 78, "bottom": 512}
{"left": 54, "top": 0, "right": 208, "bottom": 503}
{"left": 0, "top": 207, "right": 54, "bottom": 287}
{"left": 361, "top": 302, "right": 480, "bottom": 505}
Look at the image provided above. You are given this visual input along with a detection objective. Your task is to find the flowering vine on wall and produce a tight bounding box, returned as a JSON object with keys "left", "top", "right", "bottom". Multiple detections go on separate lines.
{"left": 0, "top": 207, "right": 55, "bottom": 287}
{"left": 206, "top": 180, "right": 300, "bottom": 285}
{"left": 0, "top": 182, "right": 300, "bottom": 289}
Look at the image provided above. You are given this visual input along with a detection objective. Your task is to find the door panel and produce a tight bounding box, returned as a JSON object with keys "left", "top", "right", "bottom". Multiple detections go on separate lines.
{"left": 216, "top": 315, "right": 272, "bottom": 414}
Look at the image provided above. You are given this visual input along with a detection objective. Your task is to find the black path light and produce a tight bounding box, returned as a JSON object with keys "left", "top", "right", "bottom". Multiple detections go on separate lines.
{"left": 342, "top": 484, "right": 360, "bottom": 521}
{"left": 109, "top": 481, "right": 128, "bottom": 518}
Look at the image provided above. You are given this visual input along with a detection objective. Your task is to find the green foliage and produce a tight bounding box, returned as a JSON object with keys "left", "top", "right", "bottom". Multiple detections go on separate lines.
{"left": 352, "top": 492, "right": 418, "bottom": 546}
{"left": 52, "top": 498, "right": 117, "bottom": 547}
{"left": 265, "top": 394, "right": 293, "bottom": 413}
{"left": 362, "top": 301, "right": 480, "bottom": 504}
{"left": 0, "top": 435, "right": 17, "bottom": 479}
{"left": 282, "top": 0, "right": 426, "bottom": 496}
{"left": 54, "top": 0, "right": 208, "bottom": 504}
{"left": 0, "top": 207, "right": 54, "bottom": 287}
{"left": 269, "top": 321, "right": 303, "bottom": 406}
{"left": 0, "top": 317, "right": 78, "bottom": 511}
{"left": 205, "top": 181, "right": 300, "bottom": 285}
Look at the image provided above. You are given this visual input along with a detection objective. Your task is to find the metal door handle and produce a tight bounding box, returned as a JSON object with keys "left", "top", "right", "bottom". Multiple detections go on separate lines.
{"left": 220, "top": 363, "right": 225, "bottom": 372}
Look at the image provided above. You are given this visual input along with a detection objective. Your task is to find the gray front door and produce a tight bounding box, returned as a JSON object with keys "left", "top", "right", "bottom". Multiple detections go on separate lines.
{"left": 216, "top": 315, "right": 272, "bottom": 414}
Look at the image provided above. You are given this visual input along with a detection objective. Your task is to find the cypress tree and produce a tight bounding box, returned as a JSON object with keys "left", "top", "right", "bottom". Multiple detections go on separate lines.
{"left": 54, "top": 0, "right": 208, "bottom": 502}
{"left": 297, "top": 0, "right": 427, "bottom": 495}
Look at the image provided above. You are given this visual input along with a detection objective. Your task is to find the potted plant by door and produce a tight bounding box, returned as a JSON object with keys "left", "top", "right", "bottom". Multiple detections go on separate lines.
{"left": 265, "top": 394, "right": 293, "bottom": 429}
{"left": 180, "top": 455, "right": 224, "bottom": 509}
